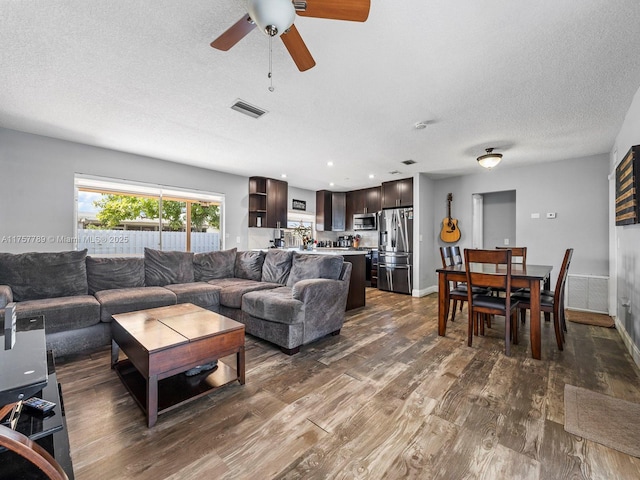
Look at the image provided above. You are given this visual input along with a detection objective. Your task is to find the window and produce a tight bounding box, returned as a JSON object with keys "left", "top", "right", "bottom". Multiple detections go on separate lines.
{"left": 286, "top": 212, "right": 316, "bottom": 248}
{"left": 75, "top": 175, "right": 224, "bottom": 255}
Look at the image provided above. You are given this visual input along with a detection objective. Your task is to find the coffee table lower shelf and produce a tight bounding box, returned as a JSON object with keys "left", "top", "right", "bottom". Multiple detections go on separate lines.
{"left": 113, "top": 359, "right": 240, "bottom": 418}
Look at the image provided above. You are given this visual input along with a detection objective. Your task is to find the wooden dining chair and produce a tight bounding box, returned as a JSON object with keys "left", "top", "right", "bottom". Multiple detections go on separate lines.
{"left": 0, "top": 424, "right": 69, "bottom": 479}
{"left": 512, "top": 248, "right": 573, "bottom": 350}
{"left": 496, "top": 246, "right": 527, "bottom": 265}
{"left": 440, "top": 246, "right": 491, "bottom": 322}
{"left": 440, "top": 246, "right": 466, "bottom": 322}
{"left": 464, "top": 248, "right": 521, "bottom": 356}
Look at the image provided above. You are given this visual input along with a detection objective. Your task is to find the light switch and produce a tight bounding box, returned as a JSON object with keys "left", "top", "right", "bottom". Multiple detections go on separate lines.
{"left": 504, "top": 238, "right": 510, "bottom": 245}
{"left": 531, "top": 213, "right": 540, "bottom": 219}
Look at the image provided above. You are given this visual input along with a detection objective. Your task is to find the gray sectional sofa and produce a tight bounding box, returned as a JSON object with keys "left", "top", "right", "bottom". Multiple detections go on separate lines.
{"left": 0, "top": 248, "right": 352, "bottom": 357}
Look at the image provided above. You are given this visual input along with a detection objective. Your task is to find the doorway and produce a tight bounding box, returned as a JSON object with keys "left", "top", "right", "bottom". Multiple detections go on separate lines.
{"left": 472, "top": 190, "right": 516, "bottom": 249}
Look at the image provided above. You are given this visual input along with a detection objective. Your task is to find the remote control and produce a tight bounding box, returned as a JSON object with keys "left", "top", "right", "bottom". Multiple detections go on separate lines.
{"left": 23, "top": 397, "right": 56, "bottom": 413}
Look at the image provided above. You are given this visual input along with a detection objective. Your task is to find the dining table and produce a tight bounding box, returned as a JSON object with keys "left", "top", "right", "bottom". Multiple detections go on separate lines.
{"left": 437, "top": 263, "right": 553, "bottom": 360}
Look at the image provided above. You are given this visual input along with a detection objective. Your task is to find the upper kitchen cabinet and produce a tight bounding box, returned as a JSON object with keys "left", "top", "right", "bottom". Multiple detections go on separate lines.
{"left": 316, "top": 190, "right": 346, "bottom": 231}
{"left": 346, "top": 186, "right": 381, "bottom": 229}
{"left": 249, "top": 176, "right": 288, "bottom": 228}
{"left": 381, "top": 177, "right": 413, "bottom": 209}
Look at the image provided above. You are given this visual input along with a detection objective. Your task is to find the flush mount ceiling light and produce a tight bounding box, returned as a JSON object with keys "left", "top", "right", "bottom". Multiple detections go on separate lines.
{"left": 477, "top": 148, "right": 503, "bottom": 169}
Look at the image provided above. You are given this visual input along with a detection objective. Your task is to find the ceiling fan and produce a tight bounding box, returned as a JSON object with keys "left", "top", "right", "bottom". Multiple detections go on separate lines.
{"left": 210, "top": 0, "right": 371, "bottom": 72}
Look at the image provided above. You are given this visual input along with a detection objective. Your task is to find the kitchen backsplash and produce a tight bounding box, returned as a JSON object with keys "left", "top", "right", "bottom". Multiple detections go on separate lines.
{"left": 248, "top": 227, "right": 378, "bottom": 250}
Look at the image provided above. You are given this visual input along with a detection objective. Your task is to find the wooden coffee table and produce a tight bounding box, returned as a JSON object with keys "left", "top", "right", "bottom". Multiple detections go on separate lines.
{"left": 110, "top": 303, "right": 245, "bottom": 427}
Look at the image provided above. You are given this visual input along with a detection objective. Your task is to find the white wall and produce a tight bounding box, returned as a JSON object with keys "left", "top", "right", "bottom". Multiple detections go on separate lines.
{"left": 611, "top": 84, "right": 640, "bottom": 364}
{"left": 430, "top": 154, "right": 610, "bottom": 290}
{"left": 415, "top": 173, "right": 436, "bottom": 295}
{"left": 0, "top": 128, "right": 249, "bottom": 253}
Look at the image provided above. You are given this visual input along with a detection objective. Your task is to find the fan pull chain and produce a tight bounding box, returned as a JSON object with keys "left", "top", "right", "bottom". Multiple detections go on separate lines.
{"left": 268, "top": 35, "right": 275, "bottom": 92}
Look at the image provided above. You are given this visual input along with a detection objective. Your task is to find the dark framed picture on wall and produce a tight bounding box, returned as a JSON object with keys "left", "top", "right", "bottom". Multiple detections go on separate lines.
{"left": 615, "top": 145, "right": 640, "bottom": 226}
{"left": 292, "top": 199, "right": 306, "bottom": 211}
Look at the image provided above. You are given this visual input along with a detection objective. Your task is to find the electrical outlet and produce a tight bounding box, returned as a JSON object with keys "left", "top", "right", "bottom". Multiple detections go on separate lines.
{"left": 546, "top": 212, "right": 557, "bottom": 219}
{"left": 504, "top": 238, "right": 510, "bottom": 245}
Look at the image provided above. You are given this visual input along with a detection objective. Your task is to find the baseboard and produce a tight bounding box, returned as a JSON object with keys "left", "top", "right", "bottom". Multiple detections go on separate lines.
{"left": 413, "top": 285, "right": 437, "bottom": 297}
{"left": 615, "top": 317, "right": 640, "bottom": 370}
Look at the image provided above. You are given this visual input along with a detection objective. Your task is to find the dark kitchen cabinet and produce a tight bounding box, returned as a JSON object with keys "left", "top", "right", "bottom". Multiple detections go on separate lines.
{"left": 346, "top": 187, "right": 381, "bottom": 230}
{"left": 316, "top": 190, "right": 346, "bottom": 231}
{"left": 381, "top": 177, "right": 413, "bottom": 209}
{"left": 249, "top": 176, "right": 287, "bottom": 228}
{"left": 365, "top": 186, "right": 381, "bottom": 213}
{"left": 332, "top": 192, "right": 346, "bottom": 231}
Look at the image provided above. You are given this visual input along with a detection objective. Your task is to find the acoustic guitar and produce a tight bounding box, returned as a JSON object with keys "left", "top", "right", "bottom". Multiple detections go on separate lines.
{"left": 440, "top": 193, "right": 461, "bottom": 242}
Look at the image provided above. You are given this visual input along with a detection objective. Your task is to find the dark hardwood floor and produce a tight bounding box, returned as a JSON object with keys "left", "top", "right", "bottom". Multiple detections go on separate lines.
{"left": 55, "top": 289, "right": 640, "bottom": 479}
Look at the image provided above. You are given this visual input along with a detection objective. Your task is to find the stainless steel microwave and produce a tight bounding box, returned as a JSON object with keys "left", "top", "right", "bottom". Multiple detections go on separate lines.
{"left": 353, "top": 213, "right": 377, "bottom": 230}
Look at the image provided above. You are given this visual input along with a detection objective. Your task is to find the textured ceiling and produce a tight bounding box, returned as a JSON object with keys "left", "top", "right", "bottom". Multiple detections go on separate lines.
{"left": 2, "top": 1, "right": 640, "bottom": 191}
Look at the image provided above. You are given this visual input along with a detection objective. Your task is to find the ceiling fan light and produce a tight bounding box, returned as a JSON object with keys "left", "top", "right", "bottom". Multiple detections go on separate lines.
{"left": 477, "top": 148, "right": 503, "bottom": 169}
{"left": 248, "top": 0, "right": 296, "bottom": 37}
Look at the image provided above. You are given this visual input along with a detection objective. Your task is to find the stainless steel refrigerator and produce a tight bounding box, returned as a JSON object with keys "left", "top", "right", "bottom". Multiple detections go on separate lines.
{"left": 378, "top": 207, "right": 413, "bottom": 294}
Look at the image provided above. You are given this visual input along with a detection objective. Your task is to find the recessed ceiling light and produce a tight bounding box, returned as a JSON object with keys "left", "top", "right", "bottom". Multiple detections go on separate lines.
{"left": 414, "top": 121, "right": 428, "bottom": 130}
{"left": 281, "top": 173, "right": 287, "bottom": 178}
{"left": 329, "top": 182, "right": 335, "bottom": 186}
{"left": 369, "top": 174, "right": 375, "bottom": 179}
{"left": 327, "top": 161, "right": 334, "bottom": 167}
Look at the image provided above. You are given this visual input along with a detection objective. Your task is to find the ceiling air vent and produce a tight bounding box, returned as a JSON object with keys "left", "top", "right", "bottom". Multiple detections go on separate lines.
{"left": 402, "top": 159, "right": 416, "bottom": 165}
{"left": 231, "top": 99, "right": 268, "bottom": 119}
{"left": 388, "top": 170, "right": 401, "bottom": 175}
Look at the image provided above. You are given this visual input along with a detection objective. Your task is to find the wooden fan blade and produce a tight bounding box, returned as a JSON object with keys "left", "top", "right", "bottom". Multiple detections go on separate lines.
{"left": 210, "top": 14, "right": 256, "bottom": 51}
{"left": 281, "top": 25, "right": 316, "bottom": 72}
{"left": 296, "top": 0, "right": 370, "bottom": 22}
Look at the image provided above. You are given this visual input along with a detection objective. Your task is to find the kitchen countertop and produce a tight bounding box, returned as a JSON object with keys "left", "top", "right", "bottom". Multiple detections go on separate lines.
{"left": 257, "top": 248, "right": 371, "bottom": 255}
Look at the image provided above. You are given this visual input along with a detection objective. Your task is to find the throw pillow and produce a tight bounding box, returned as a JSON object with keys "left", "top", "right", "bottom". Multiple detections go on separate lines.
{"left": 193, "top": 248, "right": 237, "bottom": 281}
{"left": 144, "top": 248, "right": 194, "bottom": 286}
{"left": 261, "top": 249, "right": 294, "bottom": 285}
{"left": 86, "top": 256, "right": 145, "bottom": 294}
{"left": 0, "top": 249, "right": 88, "bottom": 301}
{"left": 234, "top": 250, "right": 265, "bottom": 281}
{"left": 286, "top": 253, "right": 343, "bottom": 287}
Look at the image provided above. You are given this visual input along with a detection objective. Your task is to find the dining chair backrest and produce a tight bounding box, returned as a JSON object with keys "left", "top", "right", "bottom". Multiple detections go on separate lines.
{"left": 554, "top": 248, "right": 574, "bottom": 306}
{"left": 450, "top": 245, "right": 463, "bottom": 267}
{"left": 465, "top": 248, "right": 514, "bottom": 293}
{"left": 495, "top": 246, "right": 527, "bottom": 265}
{"left": 439, "top": 246, "right": 453, "bottom": 267}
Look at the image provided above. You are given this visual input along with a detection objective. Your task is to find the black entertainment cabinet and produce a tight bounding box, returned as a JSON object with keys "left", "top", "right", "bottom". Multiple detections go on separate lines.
{"left": 0, "top": 316, "right": 74, "bottom": 479}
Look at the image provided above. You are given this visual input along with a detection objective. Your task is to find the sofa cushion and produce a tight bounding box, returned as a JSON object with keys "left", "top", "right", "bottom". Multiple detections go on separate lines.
{"left": 286, "top": 253, "right": 344, "bottom": 287}
{"left": 86, "top": 256, "right": 145, "bottom": 295}
{"left": 241, "top": 287, "right": 304, "bottom": 325}
{"left": 234, "top": 250, "right": 265, "bottom": 281}
{"left": 163, "top": 282, "right": 221, "bottom": 309}
{"left": 206, "top": 278, "right": 279, "bottom": 308}
{"left": 4, "top": 295, "right": 101, "bottom": 334}
{"left": 261, "top": 249, "right": 293, "bottom": 285}
{"left": 0, "top": 250, "right": 88, "bottom": 301}
{"left": 193, "top": 248, "right": 237, "bottom": 281}
{"left": 94, "top": 286, "right": 177, "bottom": 322}
{"left": 144, "top": 248, "right": 194, "bottom": 286}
